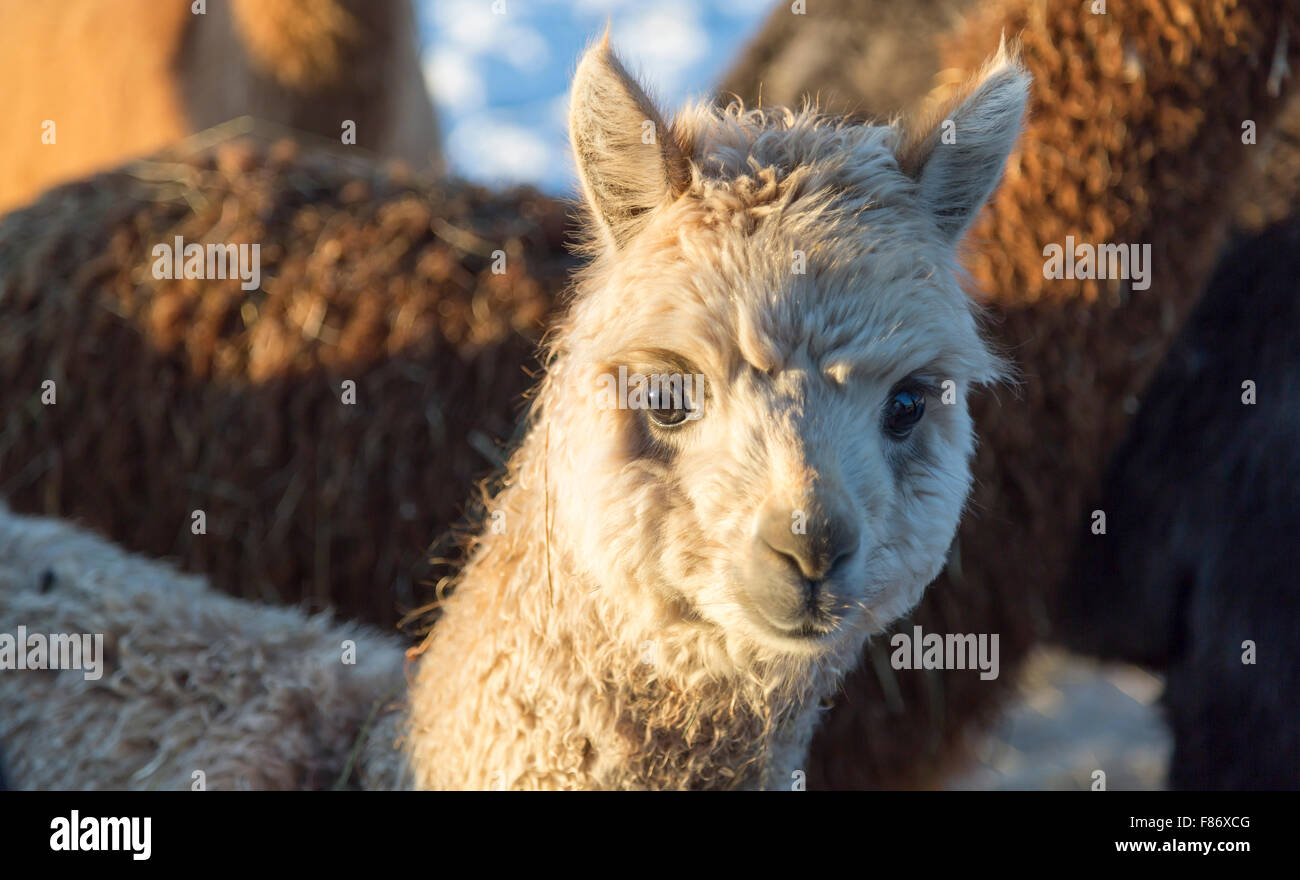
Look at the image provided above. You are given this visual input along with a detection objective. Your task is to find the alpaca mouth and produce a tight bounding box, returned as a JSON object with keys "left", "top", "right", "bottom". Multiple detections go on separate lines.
{"left": 783, "top": 621, "right": 837, "bottom": 640}
{"left": 748, "top": 604, "right": 844, "bottom": 648}
{"left": 740, "top": 571, "right": 854, "bottom": 647}
{"left": 754, "top": 618, "right": 845, "bottom": 654}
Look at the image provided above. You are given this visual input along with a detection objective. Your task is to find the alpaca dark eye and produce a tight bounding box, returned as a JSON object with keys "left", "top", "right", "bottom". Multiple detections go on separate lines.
{"left": 884, "top": 387, "right": 925, "bottom": 438}
{"left": 650, "top": 392, "right": 691, "bottom": 426}
{"left": 646, "top": 379, "right": 698, "bottom": 429}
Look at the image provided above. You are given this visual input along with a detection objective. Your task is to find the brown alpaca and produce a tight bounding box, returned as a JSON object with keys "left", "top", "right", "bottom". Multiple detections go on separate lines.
{"left": 0, "top": 0, "right": 438, "bottom": 215}
{"left": 0, "top": 139, "right": 566, "bottom": 626}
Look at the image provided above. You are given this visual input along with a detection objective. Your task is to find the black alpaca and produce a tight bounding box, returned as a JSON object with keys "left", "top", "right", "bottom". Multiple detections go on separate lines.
{"left": 1062, "top": 215, "right": 1300, "bottom": 790}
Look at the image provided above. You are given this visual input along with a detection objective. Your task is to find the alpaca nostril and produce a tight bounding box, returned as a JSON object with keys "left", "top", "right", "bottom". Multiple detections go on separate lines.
{"left": 823, "top": 540, "right": 854, "bottom": 577}
{"left": 760, "top": 531, "right": 810, "bottom": 579}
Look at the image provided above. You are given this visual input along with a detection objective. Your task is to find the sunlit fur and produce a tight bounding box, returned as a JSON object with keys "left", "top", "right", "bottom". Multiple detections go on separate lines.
{"left": 404, "top": 40, "right": 1027, "bottom": 789}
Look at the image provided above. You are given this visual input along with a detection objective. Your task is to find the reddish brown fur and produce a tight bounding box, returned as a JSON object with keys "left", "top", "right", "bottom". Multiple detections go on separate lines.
{"left": 0, "top": 0, "right": 438, "bottom": 215}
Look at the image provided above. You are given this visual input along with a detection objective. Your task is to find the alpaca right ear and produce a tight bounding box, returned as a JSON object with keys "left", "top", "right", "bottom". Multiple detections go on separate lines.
{"left": 569, "top": 37, "right": 690, "bottom": 249}
{"left": 898, "top": 44, "right": 1030, "bottom": 243}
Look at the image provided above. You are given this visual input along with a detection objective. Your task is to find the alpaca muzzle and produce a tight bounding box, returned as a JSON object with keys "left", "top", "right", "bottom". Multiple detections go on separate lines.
{"left": 746, "top": 492, "right": 861, "bottom": 638}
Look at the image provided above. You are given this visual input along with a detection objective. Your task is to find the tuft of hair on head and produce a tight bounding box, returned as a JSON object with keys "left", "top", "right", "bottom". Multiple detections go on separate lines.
{"left": 895, "top": 36, "right": 1031, "bottom": 244}
{"left": 568, "top": 34, "right": 692, "bottom": 252}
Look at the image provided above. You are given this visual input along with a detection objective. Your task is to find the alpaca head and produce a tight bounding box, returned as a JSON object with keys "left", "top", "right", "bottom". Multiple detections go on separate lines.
{"left": 544, "top": 38, "right": 1027, "bottom": 668}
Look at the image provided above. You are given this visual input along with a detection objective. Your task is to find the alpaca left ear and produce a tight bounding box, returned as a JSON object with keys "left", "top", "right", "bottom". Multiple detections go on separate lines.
{"left": 569, "top": 36, "right": 690, "bottom": 249}
{"left": 899, "top": 45, "right": 1030, "bottom": 243}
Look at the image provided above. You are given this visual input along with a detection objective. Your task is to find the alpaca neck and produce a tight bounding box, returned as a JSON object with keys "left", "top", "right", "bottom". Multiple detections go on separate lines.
{"left": 402, "top": 412, "right": 837, "bottom": 789}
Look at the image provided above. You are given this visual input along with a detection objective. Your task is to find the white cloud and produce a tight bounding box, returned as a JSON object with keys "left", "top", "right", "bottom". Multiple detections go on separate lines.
{"left": 447, "top": 117, "right": 553, "bottom": 184}
{"left": 612, "top": 1, "right": 709, "bottom": 96}
{"left": 423, "top": 49, "right": 486, "bottom": 111}
{"left": 495, "top": 24, "right": 550, "bottom": 73}
{"left": 432, "top": 0, "right": 502, "bottom": 53}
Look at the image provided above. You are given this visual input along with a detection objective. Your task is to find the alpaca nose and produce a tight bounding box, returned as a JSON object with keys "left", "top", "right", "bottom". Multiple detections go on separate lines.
{"left": 756, "top": 495, "right": 859, "bottom": 585}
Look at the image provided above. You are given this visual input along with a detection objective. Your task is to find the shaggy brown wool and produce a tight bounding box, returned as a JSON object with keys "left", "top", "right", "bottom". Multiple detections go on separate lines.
{"left": 0, "top": 136, "right": 571, "bottom": 626}
{"left": 725, "top": 0, "right": 1300, "bottom": 238}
